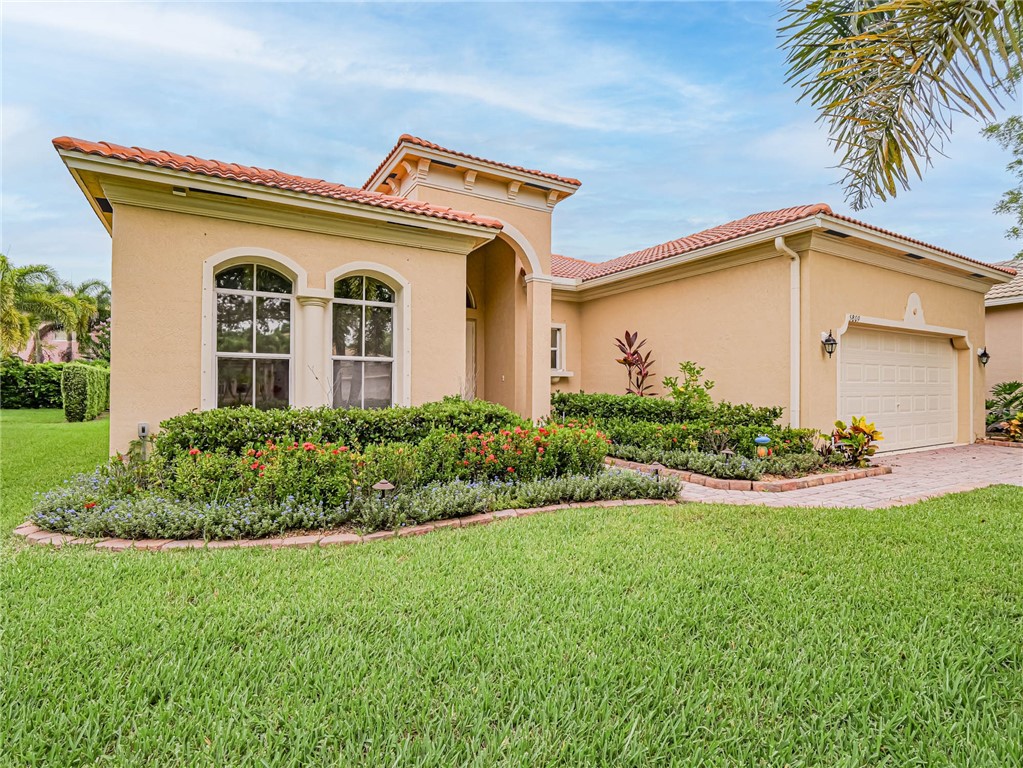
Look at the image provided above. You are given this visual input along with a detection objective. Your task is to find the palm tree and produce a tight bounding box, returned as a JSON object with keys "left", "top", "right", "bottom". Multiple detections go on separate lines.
{"left": 0, "top": 254, "right": 98, "bottom": 359}
{"left": 781, "top": 1, "right": 1023, "bottom": 209}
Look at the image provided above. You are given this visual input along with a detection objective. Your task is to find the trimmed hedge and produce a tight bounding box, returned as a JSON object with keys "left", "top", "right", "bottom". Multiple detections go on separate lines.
{"left": 0, "top": 357, "right": 64, "bottom": 409}
{"left": 551, "top": 392, "right": 783, "bottom": 427}
{"left": 61, "top": 363, "right": 109, "bottom": 422}
{"left": 154, "top": 397, "right": 528, "bottom": 460}
{"left": 597, "top": 418, "right": 816, "bottom": 459}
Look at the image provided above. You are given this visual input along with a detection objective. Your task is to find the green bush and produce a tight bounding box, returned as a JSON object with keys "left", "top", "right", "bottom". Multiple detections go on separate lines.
{"left": 31, "top": 468, "right": 678, "bottom": 540}
{"left": 60, "top": 363, "right": 109, "bottom": 422}
{"left": 551, "top": 392, "right": 783, "bottom": 427}
{"left": 418, "top": 424, "right": 609, "bottom": 484}
{"left": 611, "top": 445, "right": 827, "bottom": 480}
{"left": 598, "top": 418, "right": 815, "bottom": 459}
{"left": 0, "top": 357, "right": 64, "bottom": 408}
{"left": 154, "top": 397, "right": 527, "bottom": 460}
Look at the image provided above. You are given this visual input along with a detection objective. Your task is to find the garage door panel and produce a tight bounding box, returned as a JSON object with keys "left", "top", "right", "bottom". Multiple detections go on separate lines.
{"left": 839, "top": 327, "right": 955, "bottom": 452}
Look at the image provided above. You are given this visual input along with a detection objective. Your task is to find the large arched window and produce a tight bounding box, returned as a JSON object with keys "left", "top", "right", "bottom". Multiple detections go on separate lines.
{"left": 332, "top": 274, "right": 395, "bottom": 409}
{"left": 215, "top": 263, "right": 292, "bottom": 409}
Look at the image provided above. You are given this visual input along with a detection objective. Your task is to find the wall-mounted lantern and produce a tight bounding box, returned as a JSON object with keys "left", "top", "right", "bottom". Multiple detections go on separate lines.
{"left": 978, "top": 347, "right": 990, "bottom": 366}
{"left": 821, "top": 330, "right": 838, "bottom": 358}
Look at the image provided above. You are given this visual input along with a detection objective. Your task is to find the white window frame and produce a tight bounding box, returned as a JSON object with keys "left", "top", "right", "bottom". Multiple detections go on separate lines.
{"left": 550, "top": 323, "right": 573, "bottom": 379}
{"left": 201, "top": 248, "right": 307, "bottom": 411}
{"left": 213, "top": 263, "right": 294, "bottom": 409}
{"left": 330, "top": 275, "right": 397, "bottom": 409}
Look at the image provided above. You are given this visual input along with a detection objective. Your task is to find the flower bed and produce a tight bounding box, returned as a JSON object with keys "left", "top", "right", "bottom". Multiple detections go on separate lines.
{"left": 30, "top": 400, "right": 678, "bottom": 541}
{"left": 553, "top": 393, "right": 851, "bottom": 480}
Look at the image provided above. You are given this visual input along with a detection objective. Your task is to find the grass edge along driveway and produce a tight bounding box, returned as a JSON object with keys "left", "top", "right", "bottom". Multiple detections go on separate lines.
{"left": 2, "top": 409, "right": 1022, "bottom": 766}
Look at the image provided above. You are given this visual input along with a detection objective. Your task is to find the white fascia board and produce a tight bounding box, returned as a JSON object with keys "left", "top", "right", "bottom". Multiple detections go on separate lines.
{"left": 816, "top": 215, "right": 1013, "bottom": 283}
{"left": 58, "top": 151, "right": 502, "bottom": 240}
{"left": 365, "top": 140, "right": 580, "bottom": 197}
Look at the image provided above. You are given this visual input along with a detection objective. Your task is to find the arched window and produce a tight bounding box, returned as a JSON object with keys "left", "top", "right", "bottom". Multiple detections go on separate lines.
{"left": 332, "top": 275, "right": 395, "bottom": 409}
{"left": 215, "top": 263, "right": 293, "bottom": 409}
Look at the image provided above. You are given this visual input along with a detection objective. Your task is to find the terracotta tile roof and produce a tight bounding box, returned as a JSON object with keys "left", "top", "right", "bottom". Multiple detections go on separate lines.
{"left": 52, "top": 136, "right": 503, "bottom": 230}
{"left": 986, "top": 257, "right": 1023, "bottom": 301}
{"left": 551, "top": 203, "right": 1017, "bottom": 281}
{"left": 551, "top": 253, "right": 596, "bottom": 280}
{"left": 364, "top": 134, "right": 582, "bottom": 190}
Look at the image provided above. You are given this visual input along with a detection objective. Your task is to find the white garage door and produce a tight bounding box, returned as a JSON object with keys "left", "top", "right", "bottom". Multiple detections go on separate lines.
{"left": 839, "top": 327, "right": 955, "bottom": 452}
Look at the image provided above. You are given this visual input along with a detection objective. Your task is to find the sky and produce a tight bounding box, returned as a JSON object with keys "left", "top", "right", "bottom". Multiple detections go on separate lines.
{"left": 2, "top": 0, "right": 1021, "bottom": 284}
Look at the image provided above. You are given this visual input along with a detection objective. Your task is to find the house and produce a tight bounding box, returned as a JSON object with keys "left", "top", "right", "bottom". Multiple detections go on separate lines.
{"left": 53, "top": 135, "right": 1016, "bottom": 453}
{"left": 984, "top": 257, "right": 1023, "bottom": 387}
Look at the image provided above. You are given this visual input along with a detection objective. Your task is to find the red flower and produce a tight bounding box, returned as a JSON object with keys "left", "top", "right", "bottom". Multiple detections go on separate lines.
{"left": 538, "top": 447, "right": 544, "bottom": 454}
{"left": 255, "top": 450, "right": 263, "bottom": 458}
{"left": 250, "top": 461, "right": 261, "bottom": 470}
{"left": 188, "top": 448, "right": 200, "bottom": 456}
{"left": 302, "top": 442, "right": 315, "bottom": 451}
{"left": 506, "top": 467, "right": 515, "bottom": 473}
{"left": 331, "top": 449, "right": 340, "bottom": 455}
{"left": 84, "top": 502, "right": 97, "bottom": 509}
{"left": 339, "top": 446, "right": 349, "bottom": 452}
{"left": 246, "top": 449, "right": 256, "bottom": 457}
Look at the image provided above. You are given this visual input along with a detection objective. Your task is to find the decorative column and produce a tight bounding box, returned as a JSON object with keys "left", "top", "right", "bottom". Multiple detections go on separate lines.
{"left": 295, "top": 295, "right": 330, "bottom": 408}
{"left": 524, "top": 274, "right": 552, "bottom": 422}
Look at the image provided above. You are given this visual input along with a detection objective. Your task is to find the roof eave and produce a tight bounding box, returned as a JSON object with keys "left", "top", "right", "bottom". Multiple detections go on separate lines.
{"left": 364, "top": 139, "right": 581, "bottom": 197}
{"left": 57, "top": 150, "right": 503, "bottom": 238}
{"left": 817, "top": 215, "right": 1014, "bottom": 283}
{"left": 985, "top": 294, "right": 1023, "bottom": 307}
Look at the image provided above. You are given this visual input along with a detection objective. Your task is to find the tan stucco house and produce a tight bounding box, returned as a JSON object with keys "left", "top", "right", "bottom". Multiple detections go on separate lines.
{"left": 54, "top": 134, "right": 1015, "bottom": 453}
{"left": 984, "top": 257, "right": 1023, "bottom": 387}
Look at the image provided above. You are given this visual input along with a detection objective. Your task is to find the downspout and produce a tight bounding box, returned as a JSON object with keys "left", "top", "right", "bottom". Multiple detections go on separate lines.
{"left": 775, "top": 236, "right": 800, "bottom": 428}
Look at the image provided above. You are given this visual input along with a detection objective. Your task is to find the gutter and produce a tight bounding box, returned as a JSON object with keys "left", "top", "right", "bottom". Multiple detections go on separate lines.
{"left": 775, "top": 236, "right": 801, "bottom": 428}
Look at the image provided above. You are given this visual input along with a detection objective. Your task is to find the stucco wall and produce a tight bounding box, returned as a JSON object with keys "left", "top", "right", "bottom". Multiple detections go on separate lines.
{"left": 570, "top": 249, "right": 792, "bottom": 414}
{"left": 802, "top": 241, "right": 989, "bottom": 441}
{"left": 984, "top": 303, "right": 1023, "bottom": 387}
{"left": 109, "top": 204, "right": 468, "bottom": 451}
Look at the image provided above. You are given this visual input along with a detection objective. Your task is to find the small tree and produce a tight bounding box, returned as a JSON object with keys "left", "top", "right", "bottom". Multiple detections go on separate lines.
{"left": 614, "top": 330, "right": 656, "bottom": 396}
{"left": 662, "top": 361, "right": 715, "bottom": 415}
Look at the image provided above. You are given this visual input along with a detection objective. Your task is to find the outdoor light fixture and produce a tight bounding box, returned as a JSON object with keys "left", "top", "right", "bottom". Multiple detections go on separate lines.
{"left": 821, "top": 330, "right": 838, "bottom": 358}
{"left": 649, "top": 461, "right": 665, "bottom": 481}
{"left": 978, "top": 347, "right": 991, "bottom": 366}
{"left": 372, "top": 479, "right": 395, "bottom": 499}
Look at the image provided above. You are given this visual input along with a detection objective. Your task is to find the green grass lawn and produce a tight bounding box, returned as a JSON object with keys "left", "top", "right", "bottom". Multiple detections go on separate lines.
{"left": 2, "top": 409, "right": 1022, "bottom": 766}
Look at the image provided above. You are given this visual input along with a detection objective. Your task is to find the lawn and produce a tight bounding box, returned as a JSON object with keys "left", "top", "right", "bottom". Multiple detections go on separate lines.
{"left": 2, "top": 409, "right": 1022, "bottom": 766}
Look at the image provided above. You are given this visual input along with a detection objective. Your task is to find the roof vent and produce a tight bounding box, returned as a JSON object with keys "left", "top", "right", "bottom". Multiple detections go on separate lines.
{"left": 95, "top": 197, "right": 113, "bottom": 213}
{"left": 905, "top": 253, "right": 925, "bottom": 260}
{"left": 824, "top": 229, "right": 850, "bottom": 238}
{"left": 970, "top": 272, "right": 985, "bottom": 278}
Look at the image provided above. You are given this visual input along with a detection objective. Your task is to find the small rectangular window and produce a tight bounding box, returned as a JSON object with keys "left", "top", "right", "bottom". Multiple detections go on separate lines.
{"left": 551, "top": 326, "right": 564, "bottom": 371}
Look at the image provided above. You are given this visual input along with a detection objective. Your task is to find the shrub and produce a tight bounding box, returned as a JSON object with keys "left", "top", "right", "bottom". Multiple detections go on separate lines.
{"left": 832, "top": 417, "right": 884, "bottom": 467}
{"left": 987, "top": 381, "right": 1023, "bottom": 426}
{"left": 611, "top": 445, "right": 828, "bottom": 480}
{"left": 550, "top": 392, "right": 783, "bottom": 427}
{"left": 0, "top": 357, "right": 64, "bottom": 408}
{"left": 598, "top": 418, "right": 815, "bottom": 459}
{"left": 417, "top": 424, "right": 609, "bottom": 484}
{"left": 31, "top": 469, "right": 677, "bottom": 539}
{"left": 60, "top": 363, "right": 109, "bottom": 422}
{"left": 661, "top": 360, "right": 715, "bottom": 418}
{"left": 154, "top": 397, "right": 526, "bottom": 461}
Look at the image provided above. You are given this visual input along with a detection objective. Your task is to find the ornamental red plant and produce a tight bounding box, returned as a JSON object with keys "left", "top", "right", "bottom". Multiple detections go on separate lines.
{"left": 614, "top": 330, "right": 656, "bottom": 396}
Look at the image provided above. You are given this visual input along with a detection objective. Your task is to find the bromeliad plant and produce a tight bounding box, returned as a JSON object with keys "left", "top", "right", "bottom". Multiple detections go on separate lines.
{"left": 832, "top": 417, "right": 884, "bottom": 467}
{"left": 614, "top": 330, "right": 656, "bottom": 396}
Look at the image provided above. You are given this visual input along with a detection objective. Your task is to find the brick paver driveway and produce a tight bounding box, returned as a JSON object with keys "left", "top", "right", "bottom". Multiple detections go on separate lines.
{"left": 679, "top": 444, "right": 1023, "bottom": 508}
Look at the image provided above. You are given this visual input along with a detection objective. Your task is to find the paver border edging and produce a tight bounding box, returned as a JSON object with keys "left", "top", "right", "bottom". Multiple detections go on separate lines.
{"left": 605, "top": 456, "right": 891, "bottom": 492}
{"left": 976, "top": 438, "right": 1023, "bottom": 449}
{"left": 11, "top": 498, "right": 678, "bottom": 552}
